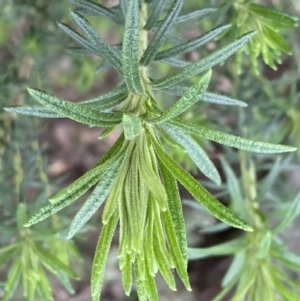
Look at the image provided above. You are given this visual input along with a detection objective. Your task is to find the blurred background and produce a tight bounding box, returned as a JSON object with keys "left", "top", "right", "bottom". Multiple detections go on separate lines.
{"left": 0, "top": 0, "right": 299, "bottom": 300}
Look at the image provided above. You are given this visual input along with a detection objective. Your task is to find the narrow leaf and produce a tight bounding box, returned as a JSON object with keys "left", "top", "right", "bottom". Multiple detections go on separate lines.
{"left": 175, "top": 8, "right": 217, "bottom": 24}
{"left": 151, "top": 31, "right": 256, "bottom": 89}
{"left": 67, "top": 160, "right": 122, "bottom": 239}
{"left": 159, "top": 159, "right": 188, "bottom": 264}
{"left": 188, "top": 237, "right": 245, "bottom": 260}
{"left": 4, "top": 106, "right": 62, "bottom": 118}
{"left": 140, "top": 0, "right": 183, "bottom": 66}
{"left": 81, "top": 93, "right": 127, "bottom": 111}
{"left": 71, "top": 11, "right": 123, "bottom": 73}
{"left": 122, "top": 0, "right": 144, "bottom": 94}
{"left": 155, "top": 24, "right": 231, "bottom": 61}
{"left": 222, "top": 251, "right": 245, "bottom": 287}
{"left": 272, "top": 190, "right": 300, "bottom": 233}
{"left": 27, "top": 88, "right": 123, "bottom": 127}
{"left": 144, "top": 0, "right": 168, "bottom": 30}
{"left": 122, "top": 113, "right": 142, "bottom": 140}
{"left": 3, "top": 258, "right": 22, "bottom": 301}
{"left": 161, "top": 123, "right": 221, "bottom": 185}
{"left": 70, "top": 0, "right": 123, "bottom": 24}
{"left": 158, "top": 57, "right": 189, "bottom": 67}
{"left": 152, "top": 137, "right": 253, "bottom": 231}
{"left": 149, "top": 69, "right": 211, "bottom": 123}
{"left": 35, "top": 244, "right": 79, "bottom": 279}
{"left": 170, "top": 119, "right": 297, "bottom": 153}
{"left": 91, "top": 209, "right": 118, "bottom": 301}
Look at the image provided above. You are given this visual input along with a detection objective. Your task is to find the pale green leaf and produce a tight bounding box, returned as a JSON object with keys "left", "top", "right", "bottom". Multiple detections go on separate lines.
{"left": 120, "top": 254, "right": 132, "bottom": 295}
{"left": 257, "top": 231, "right": 272, "bottom": 258}
{"left": 56, "top": 272, "right": 75, "bottom": 294}
{"left": 272, "top": 190, "right": 300, "bottom": 233}
{"left": 175, "top": 8, "right": 217, "bottom": 24}
{"left": 158, "top": 57, "right": 189, "bottom": 67}
{"left": 27, "top": 88, "right": 123, "bottom": 127}
{"left": 122, "top": 113, "right": 142, "bottom": 140}
{"left": 71, "top": 11, "right": 123, "bottom": 73}
{"left": 155, "top": 24, "right": 231, "bottom": 61}
{"left": 149, "top": 69, "right": 211, "bottom": 123}
{"left": 151, "top": 31, "right": 256, "bottom": 89}
{"left": 188, "top": 237, "right": 245, "bottom": 260}
{"left": 58, "top": 22, "right": 97, "bottom": 53}
{"left": 140, "top": 0, "right": 183, "bottom": 66}
{"left": 81, "top": 93, "right": 127, "bottom": 111}
{"left": 91, "top": 209, "right": 118, "bottom": 301}
{"left": 161, "top": 123, "right": 221, "bottom": 184}
{"left": 222, "top": 251, "right": 245, "bottom": 287}
{"left": 35, "top": 243, "right": 79, "bottom": 279}
{"left": 65, "top": 46, "right": 96, "bottom": 56}
{"left": 170, "top": 119, "right": 297, "bottom": 153}
{"left": 70, "top": 0, "right": 123, "bottom": 24}
{"left": 67, "top": 160, "right": 122, "bottom": 239}
{"left": 123, "top": 0, "right": 144, "bottom": 94}
{"left": 0, "top": 249, "right": 15, "bottom": 267}
{"left": 3, "top": 257, "right": 22, "bottom": 301}
{"left": 4, "top": 105, "right": 62, "bottom": 118}
{"left": 152, "top": 137, "right": 253, "bottom": 231}
{"left": 159, "top": 159, "right": 188, "bottom": 264}
{"left": 144, "top": 0, "right": 168, "bottom": 30}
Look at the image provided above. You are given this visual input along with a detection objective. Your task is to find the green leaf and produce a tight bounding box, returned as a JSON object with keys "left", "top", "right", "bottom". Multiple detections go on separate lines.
{"left": 120, "top": 254, "right": 132, "bottom": 295}
{"left": 91, "top": 209, "right": 118, "bottom": 301}
{"left": 27, "top": 88, "right": 123, "bottom": 127}
{"left": 3, "top": 257, "right": 22, "bottom": 301}
{"left": 161, "top": 123, "right": 221, "bottom": 185}
{"left": 122, "top": 0, "right": 144, "bottom": 94}
{"left": 140, "top": 0, "right": 183, "bottom": 66}
{"left": 25, "top": 135, "right": 125, "bottom": 226}
{"left": 81, "top": 93, "right": 127, "bottom": 111}
{"left": 70, "top": 0, "right": 123, "bottom": 24}
{"left": 144, "top": 0, "right": 168, "bottom": 30}
{"left": 58, "top": 22, "right": 97, "bottom": 53}
{"left": 249, "top": 3, "right": 298, "bottom": 28}
{"left": 98, "top": 126, "right": 116, "bottom": 139}
{"left": 175, "top": 8, "right": 216, "bottom": 24}
{"left": 149, "top": 69, "right": 211, "bottom": 123}
{"left": 16, "top": 203, "right": 27, "bottom": 230}
{"left": 272, "top": 190, "right": 300, "bottom": 233}
{"left": 67, "top": 160, "right": 122, "bottom": 239}
{"left": 188, "top": 237, "right": 245, "bottom": 260}
{"left": 71, "top": 11, "right": 123, "bottom": 74}
{"left": 35, "top": 243, "right": 79, "bottom": 279}
{"left": 159, "top": 159, "right": 188, "bottom": 265}
{"left": 257, "top": 231, "right": 272, "bottom": 258}
{"left": 220, "top": 157, "right": 248, "bottom": 219}
{"left": 222, "top": 251, "right": 245, "bottom": 287}
{"left": 0, "top": 249, "right": 15, "bottom": 267}
{"left": 152, "top": 137, "right": 253, "bottom": 231}
{"left": 155, "top": 24, "right": 231, "bottom": 61}
{"left": 155, "top": 85, "right": 247, "bottom": 106}
{"left": 122, "top": 113, "right": 142, "bottom": 140}
{"left": 4, "top": 105, "right": 62, "bottom": 118}
{"left": 56, "top": 272, "right": 75, "bottom": 294}
{"left": 65, "top": 46, "right": 97, "bottom": 56}
{"left": 151, "top": 31, "right": 256, "bottom": 89}
{"left": 158, "top": 57, "right": 189, "bottom": 67}
{"left": 169, "top": 118, "right": 297, "bottom": 153}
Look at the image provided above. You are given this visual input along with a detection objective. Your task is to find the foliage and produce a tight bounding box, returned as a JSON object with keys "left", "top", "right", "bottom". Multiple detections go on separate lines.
{"left": 1, "top": 0, "right": 299, "bottom": 301}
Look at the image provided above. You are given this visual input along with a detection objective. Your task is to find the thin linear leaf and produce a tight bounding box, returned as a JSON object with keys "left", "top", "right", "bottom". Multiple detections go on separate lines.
{"left": 0, "top": 249, "right": 15, "bottom": 267}
{"left": 272, "top": 190, "right": 300, "bottom": 233}
{"left": 25, "top": 136, "right": 125, "bottom": 226}
{"left": 161, "top": 123, "right": 221, "bottom": 185}
{"left": 35, "top": 244, "right": 79, "bottom": 279}
{"left": 149, "top": 69, "right": 211, "bottom": 123}
{"left": 140, "top": 0, "right": 183, "bottom": 66}
{"left": 175, "top": 8, "right": 217, "bottom": 24}
{"left": 152, "top": 137, "right": 253, "bottom": 231}
{"left": 122, "top": 113, "right": 142, "bottom": 140}
{"left": 188, "top": 237, "right": 245, "bottom": 260}
{"left": 169, "top": 119, "right": 297, "bottom": 153}
{"left": 151, "top": 31, "right": 256, "bottom": 89}
{"left": 123, "top": 0, "right": 144, "bottom": 94}
{"left": 82, "top": 93, "right": 127, "bottom": 111}
{"left": 159, "top": 160, "right": 187, "bottom": 264}
{"left": 79, "top": 82, "right": 127, "bottom": 104}
{"left": 71, "top": 11, "right": 123, "bottom": 73}
{"left": 70, "top": 0, "right": 123, "bottom": 24}
{"left": 27, "top": 88, "right": 123, "bottom": 127}
{"left": 56, "top": 272, "right": 75, "bottom": 294}
{"left": 91, "top": 209, "right": 119, "bottom": 301}
{"left": 249, "top": 3, "right": 298, "bottom": 28}
{"left": 58, "top": 22, "right": 97, "bottom": 53}
{"left": 67, "top": 160, "right": 122, "bottom": 239}
{"left": 158, "top": 57, "right": 189, "bottom": 67}
{"left": 144, "top": 0, "right": 168, "bottom": 30}
{"left": 155, "top": 24, "right": 231, "bottom": 61}
{"left": 65, "top": 46, "right": 97, "bottom": 56}
{"left": 155, "top": 85, "right": 247, "bottom": 106}
{"left": 3, "top": 258, "right": 22, "bottom": 301}
{"left": 222, "top": 251, "right": 245, "bottom": 287}
{"left": 4, "top": 105, "right": 62, "bottom": 118}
